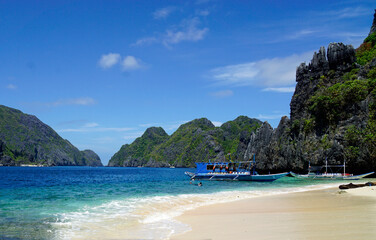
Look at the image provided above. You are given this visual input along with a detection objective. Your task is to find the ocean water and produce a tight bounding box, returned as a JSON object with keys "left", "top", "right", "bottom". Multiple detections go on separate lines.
{"left": 0, "top": 167, "right": 347, "bottom": 240}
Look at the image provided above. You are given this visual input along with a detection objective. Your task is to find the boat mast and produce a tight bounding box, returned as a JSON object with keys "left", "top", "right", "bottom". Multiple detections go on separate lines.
{"left": 253, "top": 154, "right": 256, "bottom": 175}
{"left": 308, "top": 161, "right": 311, "bottom": 173}
{"left": 325, "top": 157, "right": 328, "bottom": 174}
{"left": 344, "top": 159, "right": 346, "bottom": 176}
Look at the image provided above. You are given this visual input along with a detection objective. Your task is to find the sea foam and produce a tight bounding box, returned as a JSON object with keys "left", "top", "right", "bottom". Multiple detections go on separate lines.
{"left": 52, "top": 182, "right": 339, "bottom": 240}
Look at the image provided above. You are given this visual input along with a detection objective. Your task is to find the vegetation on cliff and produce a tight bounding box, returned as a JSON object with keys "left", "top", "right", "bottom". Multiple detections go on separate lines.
{"left": 0, "top": 105, "right": 103, "bottom": 166}
{"left": 243, "top": 13, "right": 376, "bottom": 174}
{"left": 356, "top": 32, "right": 376, "bottom": 65}
{"left": 304, "top": 32, "right": 376, "bottom": 171}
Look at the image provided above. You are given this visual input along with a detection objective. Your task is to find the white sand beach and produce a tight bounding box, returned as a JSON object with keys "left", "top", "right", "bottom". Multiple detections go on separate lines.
{"left": 171, "top": 185, "right": 376, "bottom": 240}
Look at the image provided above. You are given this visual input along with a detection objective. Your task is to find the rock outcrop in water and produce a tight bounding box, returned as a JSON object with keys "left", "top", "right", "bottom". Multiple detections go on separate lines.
{"left": 0, "top": 105, "right": 103, "bottom": 166}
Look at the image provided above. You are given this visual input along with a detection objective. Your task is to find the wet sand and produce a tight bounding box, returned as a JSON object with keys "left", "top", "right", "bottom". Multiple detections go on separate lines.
{"left": 171, "top": 187, "right": 376, "bottom": 240}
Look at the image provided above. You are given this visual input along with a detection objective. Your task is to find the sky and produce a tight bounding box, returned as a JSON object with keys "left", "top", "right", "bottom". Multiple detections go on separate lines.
{"left": 0, "top": 0, "right": 375, "bottom": 165}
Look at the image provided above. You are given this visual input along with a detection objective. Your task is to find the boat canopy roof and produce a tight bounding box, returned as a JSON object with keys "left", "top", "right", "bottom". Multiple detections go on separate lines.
{"left": 204, "top": 161, "right": 253, "bottom": 164}
{"left": 195, "top": 161, "right": 254, "bottom": 174}
{"left": 309, "top": 164, "right": 345, "bottom": 173}
{"left": 310, "top": 164, "right": 344, "bottom": 170}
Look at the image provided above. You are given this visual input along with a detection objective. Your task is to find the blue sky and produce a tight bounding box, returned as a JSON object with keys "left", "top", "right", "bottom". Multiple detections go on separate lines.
{"left": 0, "top": 0, "right": 375, "bottom": 165}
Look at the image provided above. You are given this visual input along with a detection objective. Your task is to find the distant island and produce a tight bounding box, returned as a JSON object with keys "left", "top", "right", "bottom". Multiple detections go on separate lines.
{"left": 109, "top": 11, "right": 376, "bottom": 174}
{"left": 0, "top": 105, "right": 103, "bottom": 167}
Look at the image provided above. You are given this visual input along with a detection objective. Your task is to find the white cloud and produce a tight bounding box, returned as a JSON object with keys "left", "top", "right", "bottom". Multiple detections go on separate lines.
{"left": 210, "top": 51, "right": 312, "bottom": 88}
{"left": 286, "top": 29, "right": 317, "bottom": 40}
{"left": 268, "top": 29, "right": 318, "bottom": 43}
{"left": 6, "top": 84, "right": 17, "bottom": 90}
{"left": 324, "top": 7, "right": 370, "bottom": 19}
{"left": 98, "top": 53, "right": 121, "bottom": 69}
{"left": 212, "top": 121, "right": 222, "bottom": 127}
{"left": 163, "top": 17, "right": 208, "bottom": 45}
{"left": 153, "top": 7, "right": 176, "bottom": 19}
{"left": 50, "top": 97, "right": 96, "bottom": 107}
{"left": 262, "top": 87, "right": 295, "bottom": 93}
{"left": 122, "top": 56, "right": 142, "bottom": 70}
{"left": 132, "top": 37, "right": 158, "bottom": 47}
{"left": 83, "top": 122, "right": 99, "bottom": 128}
{"left": 98, "top": 54, "right": 144, "bottom": 71}
{"left": 210, "top": 90, "right": 233, "bottom": 98}
{"left": 133, "top": 17, "right": 209, "bottom": 47}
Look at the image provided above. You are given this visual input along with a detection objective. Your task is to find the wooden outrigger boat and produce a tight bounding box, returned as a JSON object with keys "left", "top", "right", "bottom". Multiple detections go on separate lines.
{"left": 185, "top": 155, "right": 288, "bottom": 182}
{"left": 290, "top": 159, "right": 374, "bottom": 180}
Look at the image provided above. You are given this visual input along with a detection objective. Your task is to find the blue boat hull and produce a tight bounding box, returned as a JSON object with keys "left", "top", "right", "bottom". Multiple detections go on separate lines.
{"left": 185, "top": 171, "right": 288, "bottom": 182}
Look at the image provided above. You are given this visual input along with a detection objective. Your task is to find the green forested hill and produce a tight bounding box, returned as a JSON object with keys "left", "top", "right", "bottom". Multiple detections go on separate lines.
{"left": 108, "top": 116, "right": 261, "bottom": 167}
{"left": 108, "top": 127, "right": 169, "bottom": 167}
{"left": 0, "top": 105, "right": 102, "bottom": 166}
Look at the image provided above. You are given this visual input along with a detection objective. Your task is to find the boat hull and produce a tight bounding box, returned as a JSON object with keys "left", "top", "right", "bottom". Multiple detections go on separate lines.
{"left": 290, "top": 171, "right": 374, "bottom": 180}
{"left": 185, "top": 171, "right": 289, "bottom": 182}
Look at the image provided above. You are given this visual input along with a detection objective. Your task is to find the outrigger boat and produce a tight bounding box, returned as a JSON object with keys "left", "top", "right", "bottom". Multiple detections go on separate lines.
{"left": 185, "top": 155, "right": 288, "bottom": 182}
{"left": 290, "top": 159, "right": 374, "bottom": 180}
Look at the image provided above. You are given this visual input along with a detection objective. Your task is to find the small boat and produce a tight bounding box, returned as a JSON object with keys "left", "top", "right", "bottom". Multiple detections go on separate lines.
{"left": 185, "top": 155, "right": 288, "bottom": 182}
{"left": 290, "top": 159, "right": 374, "bottom": 180}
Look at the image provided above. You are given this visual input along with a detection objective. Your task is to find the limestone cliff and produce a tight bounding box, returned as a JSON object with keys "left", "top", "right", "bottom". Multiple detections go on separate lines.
{"left": 244, "top": 12, "right": 376, "bottom": 173}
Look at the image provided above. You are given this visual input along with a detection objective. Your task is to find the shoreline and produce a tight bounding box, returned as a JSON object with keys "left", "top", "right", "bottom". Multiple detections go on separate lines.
{"left": 171, "top": 182, "right": 376, "bottom": 240}
{"left": 55, "top": 182, "right": 346, "bottom": 239}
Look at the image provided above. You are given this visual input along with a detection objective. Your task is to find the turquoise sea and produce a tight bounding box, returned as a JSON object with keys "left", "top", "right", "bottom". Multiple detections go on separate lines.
{"left": 0, "top": 167, "right": 349, "bottom": 240}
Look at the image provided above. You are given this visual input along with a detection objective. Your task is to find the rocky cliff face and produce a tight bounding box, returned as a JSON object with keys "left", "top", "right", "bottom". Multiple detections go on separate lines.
{"left": 244, "top": 16, "right": 376, "bottom": 174}
{"left": 290, "top": 43, "right": 356, "bottom": 122}
{"left": 0, "top": 105, "right": 103, "bottom": 166}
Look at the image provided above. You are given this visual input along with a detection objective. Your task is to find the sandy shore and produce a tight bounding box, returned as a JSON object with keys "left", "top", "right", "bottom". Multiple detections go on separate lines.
{"left": 171, "top": 185, "right": 376, "bottom": 240}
